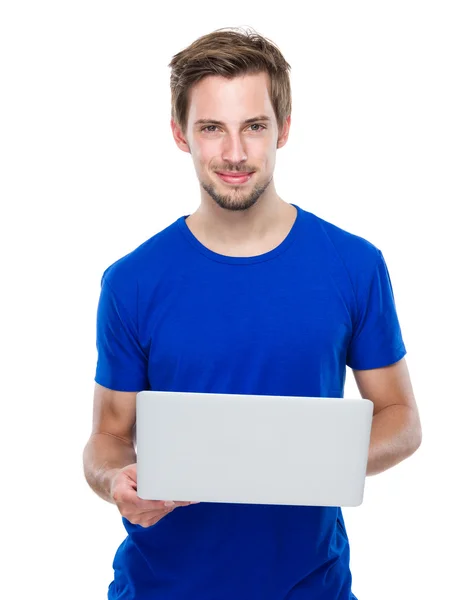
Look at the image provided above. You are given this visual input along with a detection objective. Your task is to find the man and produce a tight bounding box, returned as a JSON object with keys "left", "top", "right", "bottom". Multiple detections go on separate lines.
{"left": 83, "top": 27, "right": 422, "bottom": 600}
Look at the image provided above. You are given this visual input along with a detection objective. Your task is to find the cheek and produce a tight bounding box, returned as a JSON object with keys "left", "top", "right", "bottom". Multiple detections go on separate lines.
{"left": 192, "top": 150, "right": 211, "bottom": 172}
{"left": 194, "top": 143, "right": 217, "bottom": 165}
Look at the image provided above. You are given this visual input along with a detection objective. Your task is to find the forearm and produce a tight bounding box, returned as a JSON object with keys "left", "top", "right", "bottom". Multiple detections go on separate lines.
{"left": 83, "top": 432, "right": 136, "bottom": 503}
{"left": 366, "top": 405, "right": 422, "bottom": 476}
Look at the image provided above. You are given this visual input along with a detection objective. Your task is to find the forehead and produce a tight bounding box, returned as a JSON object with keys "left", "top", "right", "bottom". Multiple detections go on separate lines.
{"left": 187, "top": 72, "right": 274, "bottom": 125}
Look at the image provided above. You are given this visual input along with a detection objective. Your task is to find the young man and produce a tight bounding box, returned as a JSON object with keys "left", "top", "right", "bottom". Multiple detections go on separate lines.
{"left": 83, "top": 27, "right": 422, "bottom": 600}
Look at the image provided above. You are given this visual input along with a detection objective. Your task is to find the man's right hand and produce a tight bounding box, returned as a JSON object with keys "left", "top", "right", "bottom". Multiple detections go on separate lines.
{"left": 110, "top": 463, "right": 200, "bottom": 528}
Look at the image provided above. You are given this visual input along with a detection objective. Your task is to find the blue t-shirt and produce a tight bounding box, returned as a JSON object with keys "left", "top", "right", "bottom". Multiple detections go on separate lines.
{"left": 95, "top": 203, "right": 406, "bottom": 600}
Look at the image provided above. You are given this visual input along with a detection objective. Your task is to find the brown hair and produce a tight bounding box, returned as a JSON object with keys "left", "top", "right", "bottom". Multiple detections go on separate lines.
{"left": 168, "top": 26, "right": 292, "bottom": 136}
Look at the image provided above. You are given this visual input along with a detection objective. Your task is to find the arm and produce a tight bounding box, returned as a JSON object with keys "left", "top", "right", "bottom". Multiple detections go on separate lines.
{"left": 83, "top": 382, "right": 198, "bottom": 524}
{"left": 86, "top": 277, "right": 198, "bottom": 523}
{"left": 353, "top": 357, "right": 422, "bottom": 476}
{"left": 82, "top": 383, "right": 137, "bottom": 503}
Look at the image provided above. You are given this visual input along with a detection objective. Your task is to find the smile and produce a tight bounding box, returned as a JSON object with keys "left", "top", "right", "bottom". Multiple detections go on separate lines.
{"left": 216, "top": 172, "right": 254, "bottom": 185}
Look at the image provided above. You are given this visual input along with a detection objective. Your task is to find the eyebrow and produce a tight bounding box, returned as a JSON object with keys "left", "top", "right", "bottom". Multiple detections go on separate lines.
{"left": 194, "top": 115, "right": 272, "bottom": 126}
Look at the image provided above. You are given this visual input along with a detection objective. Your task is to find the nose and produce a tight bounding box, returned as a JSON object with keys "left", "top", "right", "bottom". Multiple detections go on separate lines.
{"left": 221, "top": 133, "right": 247, "bottom": 166}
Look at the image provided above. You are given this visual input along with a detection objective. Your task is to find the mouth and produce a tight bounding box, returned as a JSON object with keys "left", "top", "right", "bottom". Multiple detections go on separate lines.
{"left": 216, "top": 171, "right": 254, "bottom": 185}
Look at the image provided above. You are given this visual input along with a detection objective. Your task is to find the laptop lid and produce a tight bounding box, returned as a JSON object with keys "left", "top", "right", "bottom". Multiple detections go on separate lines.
{"left": 136, "top": 391, "right": 373, "bottom": 507}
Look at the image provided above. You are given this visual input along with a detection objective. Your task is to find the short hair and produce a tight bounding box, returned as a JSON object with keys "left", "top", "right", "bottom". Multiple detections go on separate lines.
{"left": 168, "top": 26, "right": 292, "bottom": 136}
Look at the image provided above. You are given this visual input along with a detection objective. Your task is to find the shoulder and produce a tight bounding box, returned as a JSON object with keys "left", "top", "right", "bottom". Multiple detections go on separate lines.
{"left": 100, "top": 218, "right": 182, "bottom": 296}
{"left": 301, "top": 207, "right": 383, "bottom": 272}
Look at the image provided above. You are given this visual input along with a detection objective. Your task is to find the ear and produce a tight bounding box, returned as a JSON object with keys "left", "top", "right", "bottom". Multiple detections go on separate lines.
{"left": 171, "top": 119, "right": 191, "bottom": 154}
{"left": 277, "top": 115, "right": 291, "bottom": 149}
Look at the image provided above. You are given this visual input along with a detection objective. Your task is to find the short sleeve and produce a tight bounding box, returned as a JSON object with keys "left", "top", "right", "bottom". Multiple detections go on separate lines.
{"left": 346, "top": 250, "right": 407, "bottom": 370}
{"left": 94, "top": 275, "right": 149, "bottom": 391}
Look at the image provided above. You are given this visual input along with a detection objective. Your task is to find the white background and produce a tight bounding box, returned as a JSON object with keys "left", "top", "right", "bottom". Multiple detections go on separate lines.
{"left": 1, "top": 1, "right": 465, "bottom": 599}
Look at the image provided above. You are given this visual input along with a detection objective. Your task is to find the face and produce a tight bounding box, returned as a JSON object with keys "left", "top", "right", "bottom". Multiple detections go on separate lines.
{"left": 171, "top": 72, "right": 290, "bottom": 212}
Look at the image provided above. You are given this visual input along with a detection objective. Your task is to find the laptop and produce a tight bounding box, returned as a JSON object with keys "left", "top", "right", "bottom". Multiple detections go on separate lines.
{"left": 136, "top": 391, "right": 373, "bottom": 507}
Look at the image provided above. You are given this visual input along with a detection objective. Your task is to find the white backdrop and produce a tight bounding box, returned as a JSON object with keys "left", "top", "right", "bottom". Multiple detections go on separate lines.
{"left": 2, "top": 1, "right": 465, "bottom": 599}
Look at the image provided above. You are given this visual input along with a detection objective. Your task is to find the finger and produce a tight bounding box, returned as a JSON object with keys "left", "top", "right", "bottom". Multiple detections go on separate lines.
{"left": 121, "top": 490, "right": 195, "bottom": 511}
{"left": 129, "top": 504, "right": 174, "bottom": 516}
{"left": 124, "top": 501, "right": 198, "bottom": 524}
{"left": 129, "top": 511, "right": 164, "bottom": 528}
{"left": 118, "top": 488, "right": 168, "bottom": 511}
{"left": 135, "top": 498, "right": 189, "bottom": 510}
{"left": 140, "top": 514, "right": 164, "bottom": 528}
{"left": 122, "top": 464, "right": 138, "bottom": 484}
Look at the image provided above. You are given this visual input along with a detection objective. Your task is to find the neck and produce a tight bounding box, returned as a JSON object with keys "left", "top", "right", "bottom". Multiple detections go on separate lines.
{"left": 187, "top": 196, "right": 295, "bottom": 248}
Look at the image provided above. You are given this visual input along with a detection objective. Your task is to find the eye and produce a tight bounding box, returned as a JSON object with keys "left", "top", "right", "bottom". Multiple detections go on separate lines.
{"left": 202, "top": 125, "right": 219, "bottom": 133}
{"left": 201, "top": 124, "right": 266, "bottom": 133}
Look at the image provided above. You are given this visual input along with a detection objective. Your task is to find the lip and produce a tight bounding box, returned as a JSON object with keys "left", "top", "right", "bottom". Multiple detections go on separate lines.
{"left": 216, "top": 172, "right": 254, "bottom": 184}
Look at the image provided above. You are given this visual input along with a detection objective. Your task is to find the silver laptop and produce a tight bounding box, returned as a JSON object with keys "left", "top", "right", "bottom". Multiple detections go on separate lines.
{"left": 136, "top": 391, "right": 373, "bottom": 507}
